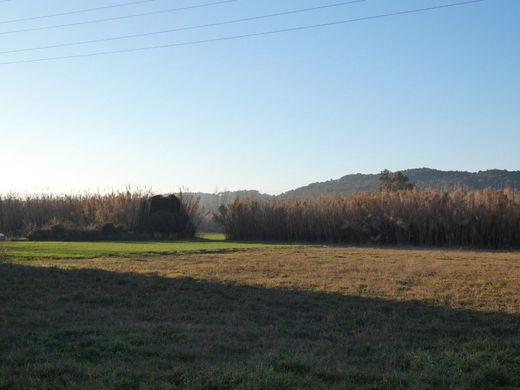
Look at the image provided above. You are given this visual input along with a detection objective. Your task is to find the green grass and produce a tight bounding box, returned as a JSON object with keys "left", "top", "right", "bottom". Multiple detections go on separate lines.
{"left": 3, "top": 238, "right": 291, "bottom": 260}
{"left": 196, "top": 233, "right": 226, "bottom": 240}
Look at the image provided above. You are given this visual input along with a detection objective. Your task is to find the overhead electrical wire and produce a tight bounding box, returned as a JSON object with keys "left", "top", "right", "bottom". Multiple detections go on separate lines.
{"left": 0, "top": 0, "right": 239, "bottom": 35}
{"left": 0, "top": 0, "right": 367, "bottom": 54}
{"left": 0, "top": 0, "right": 486, "bottom": 65}
{"left": 0, "top": 0, "right": 166, "bottom": 25}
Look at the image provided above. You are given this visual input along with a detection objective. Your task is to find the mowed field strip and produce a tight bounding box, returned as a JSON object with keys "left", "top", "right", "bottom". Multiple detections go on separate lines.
{"left": 2, "top": 235, "right": 296, "bottom": 260}
{"left": 2, "top": 242, "right": 520, "bottom": 388}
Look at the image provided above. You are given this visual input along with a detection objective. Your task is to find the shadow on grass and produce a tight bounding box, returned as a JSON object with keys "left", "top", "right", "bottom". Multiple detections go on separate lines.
{"left": 1, "top": 262, "right": 519, "bottom": 389}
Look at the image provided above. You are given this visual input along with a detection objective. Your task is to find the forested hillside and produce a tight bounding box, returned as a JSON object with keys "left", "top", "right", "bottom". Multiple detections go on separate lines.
{"left": 283, "top": 168, "right": 520, "bottom": 198}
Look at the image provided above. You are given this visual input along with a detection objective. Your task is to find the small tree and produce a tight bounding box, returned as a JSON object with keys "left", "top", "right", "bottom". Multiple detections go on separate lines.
{"left": 379, "top": 170, "right": 393, "bottom": 192}
{"left": 379, "top": 170, "right": 415, "bottom": 192}
{"left": 392, "top": 171, "right": 415, "bottom": 191}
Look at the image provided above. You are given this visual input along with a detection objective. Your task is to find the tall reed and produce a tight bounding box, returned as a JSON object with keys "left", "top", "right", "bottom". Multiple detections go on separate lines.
{"left": 0, "top": 190, "right": 201, "bottom": 237}
{"left": 215, "top": 188, "right": 520, "bottom": 248}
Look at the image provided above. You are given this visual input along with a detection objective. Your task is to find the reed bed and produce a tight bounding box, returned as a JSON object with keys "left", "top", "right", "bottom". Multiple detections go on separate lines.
{"left": 0, "top": 191, "right": 200, "bottom": 237}
{"left": 216, "top": 188, "right": 520, "bottom": 248}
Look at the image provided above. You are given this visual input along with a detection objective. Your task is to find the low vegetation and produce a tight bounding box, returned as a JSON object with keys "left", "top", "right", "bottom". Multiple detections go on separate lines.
{"left": 2, "top": 236, "right": 291, "bottom": 260}
{"left": 0, "top": 240, "right": 8, "bottom": 261}
{"left": 1, "top": 245, "right": 520, "bottom": 388}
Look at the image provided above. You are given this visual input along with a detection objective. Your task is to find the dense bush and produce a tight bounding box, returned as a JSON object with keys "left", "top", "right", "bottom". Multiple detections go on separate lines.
{"left": 215, "top": 188, "right": 520, "bottom": 249}
{"left": 27, "top": 223, "right": 130, "bottom": 242}
{"left": 135, "top": 195, "right": 196, "bottom": 238}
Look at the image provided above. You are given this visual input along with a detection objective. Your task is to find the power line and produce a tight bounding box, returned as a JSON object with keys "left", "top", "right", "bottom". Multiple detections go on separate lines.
{"left": 0, "top": 0, "right": 165, "bottom": 24}
{"left": 0, "top": 0, "right": 486, "bottom": 66}
{"left": 0, "top": 0, "right": 367, "bottom": 54}
{"left": 0, "top": 0, "right": 239, "bottom": 35}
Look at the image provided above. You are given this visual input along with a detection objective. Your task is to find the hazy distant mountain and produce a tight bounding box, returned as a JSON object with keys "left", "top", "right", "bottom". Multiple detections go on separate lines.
{"left": 195, "top": 190, "right": 273, "bottom": 212}
{"left": 193, "top": 168, "right": 520, "bottom": 207}
{"left": 283, "top": 168, "right": 520, "bottom": 198}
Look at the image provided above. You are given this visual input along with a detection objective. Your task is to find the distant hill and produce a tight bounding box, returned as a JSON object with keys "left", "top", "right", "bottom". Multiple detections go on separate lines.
{"left": 195, "top": 190, "right": 272, "bottom": 212}
{"left": 283, "top": 168, "right": 520, "bottom": 198}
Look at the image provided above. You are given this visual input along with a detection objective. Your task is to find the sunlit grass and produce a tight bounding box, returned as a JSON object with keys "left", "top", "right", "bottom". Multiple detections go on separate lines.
{"left": 4, "top": 239, "right": 294, "bottom": 260}
{"left": 196, "top": 233, "right": 226, "bottom": 241}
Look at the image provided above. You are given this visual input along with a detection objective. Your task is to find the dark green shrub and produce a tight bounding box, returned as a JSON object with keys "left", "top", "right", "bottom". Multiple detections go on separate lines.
{"left": 136, "top": 195, "right": 196, "bottom": 238}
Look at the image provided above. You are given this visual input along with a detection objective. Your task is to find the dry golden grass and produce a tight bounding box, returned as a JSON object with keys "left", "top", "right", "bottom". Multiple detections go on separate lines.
{"left": 32, "top": 246, "right": 520, "bottom": 314}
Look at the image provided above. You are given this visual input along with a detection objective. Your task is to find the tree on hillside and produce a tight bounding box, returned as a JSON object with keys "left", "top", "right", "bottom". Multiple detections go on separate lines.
{"left": 379, "top": 170, "right": 415, "bottom": 192}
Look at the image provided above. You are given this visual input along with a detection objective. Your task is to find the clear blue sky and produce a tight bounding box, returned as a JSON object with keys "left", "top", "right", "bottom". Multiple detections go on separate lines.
{"left": 0, "top": 0, "right": 518, "bottom": 194}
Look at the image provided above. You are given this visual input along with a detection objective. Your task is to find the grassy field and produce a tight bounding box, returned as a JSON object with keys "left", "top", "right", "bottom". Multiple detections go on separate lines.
{"left": 1, "top": 242, "right": 520, "bottom": 388}
{"left": 2, "top": 235, "right": 292, "bottom": 260}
